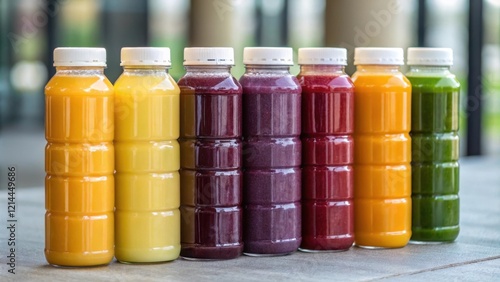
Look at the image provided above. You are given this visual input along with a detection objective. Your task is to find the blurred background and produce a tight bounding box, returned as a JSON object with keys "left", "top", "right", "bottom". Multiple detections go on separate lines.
{"left": 0, "top": 0, "right": 499, "bottom": 188}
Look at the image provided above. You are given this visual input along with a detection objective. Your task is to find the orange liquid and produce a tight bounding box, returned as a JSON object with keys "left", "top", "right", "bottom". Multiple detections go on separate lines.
{"left": 45, "top": 70, "right": 114, "bottom": 266}
{"left": 352, "top": 67, "right": 412, "bottom": 248}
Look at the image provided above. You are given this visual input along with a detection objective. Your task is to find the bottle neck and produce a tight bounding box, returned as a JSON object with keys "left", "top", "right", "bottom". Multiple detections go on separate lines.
{"left": 408, "top": 65, "right": 451, "bottom": 74}
{"left": 184, "top": 65, "right": 232, "bottom": 74}
{"left": 122, "top": 65, "right": 169, "bottom": 75}
{"left": 244, "top": 65, "right": 291, "bottom": 74}
{"left": 299, "top": 65, "right": 345, "bottom": 75}
{"left": 355, "top": 65, "right": 401, "bottom": 73}
{"left": 55, "top": 66, "right": 105, "bottom": 75}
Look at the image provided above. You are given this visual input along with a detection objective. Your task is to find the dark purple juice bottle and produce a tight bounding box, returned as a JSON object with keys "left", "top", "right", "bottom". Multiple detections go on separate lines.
{"left": 297, "top": 48, "right": 354, "bottom": 252}
{"left": 178, "top": 47, "right": 243, "bottom": 260}
{"left": 240, "top": 47, "right": 302, "bottom": 256}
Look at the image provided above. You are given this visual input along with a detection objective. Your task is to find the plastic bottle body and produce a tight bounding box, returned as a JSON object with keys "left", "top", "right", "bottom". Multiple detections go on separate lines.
{"left": 298, "top": 65, "right": 354, "bottom": 251}
{"left": 241, "top": 65, "right": 302, "bottom": 255}
{"left": 114, "top": 66, "right": 181, "bottom": 262}
{"left": 178, "top": 65, "right": 243, "bottom": 260}
{"left": 352, "top": 64, "right": 412, "bottom": 248}
{"left": 45, "top": 66, "right": 114, "bottom": 266}
{"left": 407, "top": 65, "right": 460, "bottom": 243}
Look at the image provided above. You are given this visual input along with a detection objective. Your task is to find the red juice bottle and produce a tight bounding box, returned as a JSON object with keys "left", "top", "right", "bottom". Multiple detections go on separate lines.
{"left": 297, "top": 48, "right": 354, "bottom": 252}
{"left": 178, "top": 48, "right": 243, "bottom": 260}
{"left": 240, "top": 47, "right": 302, "bottom": 256}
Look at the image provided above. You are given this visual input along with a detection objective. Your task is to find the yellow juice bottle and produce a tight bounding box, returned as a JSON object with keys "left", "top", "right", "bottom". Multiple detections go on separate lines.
{"left": 114, "top": 47, "right": 180, "bottom": 263}
{"left": 45, "top": 47, "right": 114, "bottom": 266}
{"left": 352, "top": 48, "right": 412, "bottom": 248}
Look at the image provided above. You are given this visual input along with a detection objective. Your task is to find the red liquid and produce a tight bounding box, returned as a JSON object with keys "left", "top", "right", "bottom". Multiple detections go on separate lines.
{"left": 178, "top": 72, "right": 243, "bottom": 259}
{"left": 240, "top": 70, "right": 302, "bottom": 255}
{"left": 297, "top": 71, "right": 354, "bottom": 251}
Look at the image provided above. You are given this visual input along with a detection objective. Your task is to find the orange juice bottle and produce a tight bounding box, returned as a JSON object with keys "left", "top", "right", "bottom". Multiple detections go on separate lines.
{"left": 114, "top": 47, "right": 180, "bottom": 263}
{"left": 352, "top": 48, "right": 412, "bottom": 248}
{"left": 45, "top": 47, "right": 114, "bottom": 266}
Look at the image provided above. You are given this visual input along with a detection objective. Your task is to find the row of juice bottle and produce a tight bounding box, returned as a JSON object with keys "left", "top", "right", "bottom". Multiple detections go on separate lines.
{"left": 44, "top": 46, "right": 460, "bottom": 266}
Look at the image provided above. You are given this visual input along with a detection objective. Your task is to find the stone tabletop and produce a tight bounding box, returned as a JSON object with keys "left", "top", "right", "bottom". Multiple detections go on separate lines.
{"left": 1, "top": 156, "right": 499, "bottom": 281}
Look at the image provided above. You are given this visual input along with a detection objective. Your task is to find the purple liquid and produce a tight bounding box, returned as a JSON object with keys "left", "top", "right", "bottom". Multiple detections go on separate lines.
{"left": 178, "top": 72, "right": 243, "bottom": 259}
{"left": 240, "top": 70, "right": 302, "bottom": 255}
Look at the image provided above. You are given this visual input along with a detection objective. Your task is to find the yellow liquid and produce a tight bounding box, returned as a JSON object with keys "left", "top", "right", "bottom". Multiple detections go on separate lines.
{"left": 352, "top": 67, "right": 412, "bottom": 248}
{"left": 45, "top": 70, "right": 114, "bottom": 266}
{"left": 114, "top": 69, "right": 181, "bottom": 263}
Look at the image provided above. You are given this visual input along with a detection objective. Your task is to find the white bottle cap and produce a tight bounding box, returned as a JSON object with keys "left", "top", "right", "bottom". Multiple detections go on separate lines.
{"left": 407, "top": 47, "right": 453, "bottom": 66}
{"left": 298, "top": 48, "right": 347, "bottom": 65}
{"left": 354, "top": 47, "right": 404, "bottom": 65}
{"left": 121, "top": 47, "right": 171, "bottom": 66}
{"left": 53, "top": 47, "right": 106, "bottom": 67}
{"left": 243, "top": 47, "right": 294, "bottom": 65}
{"left": 183, "top": 47, "right": 234, "bottom": 66}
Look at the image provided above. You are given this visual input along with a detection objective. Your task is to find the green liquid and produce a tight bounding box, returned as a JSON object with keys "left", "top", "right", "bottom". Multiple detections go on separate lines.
{"left": 407, "top": 72, "right": 460, "bottom": 242}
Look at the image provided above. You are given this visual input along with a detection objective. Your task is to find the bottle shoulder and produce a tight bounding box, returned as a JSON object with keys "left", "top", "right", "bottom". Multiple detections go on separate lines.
{"left": 177, "top": 73, "right": 242, "bottom": 94}
{"left": 45, "top": 74, "right": 113, "bottom": 95}
{"left": 114, "top": 73, "right": 180, "bottom": 94}
{"left": 297, "top": 73, "right": 354, "bottom": 90}
{"left": 239, "top": 73, "right": 301, "bottom": 94}
{"left": 406, "top": 73, "right": 460, "bottom": 89}
{"left": 352, "top": 71, "right": 411, "bottom": 89}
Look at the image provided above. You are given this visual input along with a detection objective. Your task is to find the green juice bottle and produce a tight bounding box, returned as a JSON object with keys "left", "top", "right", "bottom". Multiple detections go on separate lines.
{"left": 407, "top": 48, "right": 460, "bottom": 243}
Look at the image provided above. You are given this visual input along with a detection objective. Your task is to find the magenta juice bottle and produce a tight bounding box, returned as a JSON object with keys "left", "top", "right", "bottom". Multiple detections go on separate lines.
{"left": 240, "top": 47, "right": 302, "bottom": 256}
{"left": 178, "top": 48, "right": 243, "bottom": 260}
{"left": 297, "top": 48, "right": 354, "bottom": 252}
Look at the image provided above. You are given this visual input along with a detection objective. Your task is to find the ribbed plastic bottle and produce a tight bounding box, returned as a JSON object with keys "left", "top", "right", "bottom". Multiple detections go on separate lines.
{"left": 114, "top": 47, "right": 181, "bottom": 263}
{"left": 297, "top": 48, "right": 354, "bottom": 252}
{"left": 352, "top": 47, "right": 412, "bottom": 248}
{"left": 240, "top": 47, "right": 302, "bottom": 256}
{"left": 45, "top": 47, "right": 114, "bottom": 266}
{"left": 178, "top": 47, "right": 243, "bottom": 260}
{"left": 406, "top": 47, "right": 460, "bottom": 243}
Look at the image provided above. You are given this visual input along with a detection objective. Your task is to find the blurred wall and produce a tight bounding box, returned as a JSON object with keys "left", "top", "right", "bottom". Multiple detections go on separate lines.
{"left": 325, "top": 0, "right": 415, "bottom": 74}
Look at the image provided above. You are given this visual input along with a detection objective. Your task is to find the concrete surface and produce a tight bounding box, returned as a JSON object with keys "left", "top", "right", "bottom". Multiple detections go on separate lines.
{"left": 0, "top": 135, "right": 499, "bottom": 281}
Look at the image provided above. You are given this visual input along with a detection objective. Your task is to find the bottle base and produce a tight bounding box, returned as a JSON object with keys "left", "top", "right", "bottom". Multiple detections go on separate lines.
{"left": 48, "top": 263, "right": 111, "bottom": 269}
{"left": 117, "top": 259, "right": 177, "bottom": 265}
{"left": 243, "top": 239, "right": 300, "bottom": 256}
{"left": 409, "top": 240, "right": 455, "bottom": 245}
{"left": 299, "top": 238, "right": 354, "bottom": 252}
{"left": 355, "top": 244, "right": 405, "bottom": 250}
{"left": 180, "top": 245, "right": 243, "bottom": 260}
{"left": 243, "top": 251, "right": 293, "bottom": 257}
{"left": 180, "top": 256, "right": 238, "bottom": 261}
{"left": 45, "top": 249, "right": 113, "bottom": 267}
{"left": 411, "top": 227, "right": 459, "bottom": 243}
{"left": 298, "top": 247, "right": 351, "bottom": 253}
{"left": 114, "top": 247, "right": 180, "bottom": 264}
{"left": 354, "top": 233, "right": 410, "bottom": 249}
